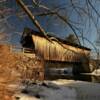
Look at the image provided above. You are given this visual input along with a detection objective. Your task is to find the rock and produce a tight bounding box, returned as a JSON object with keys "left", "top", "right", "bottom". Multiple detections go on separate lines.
{"left": 13, "top": 93, "right": 40, "bottom": 100}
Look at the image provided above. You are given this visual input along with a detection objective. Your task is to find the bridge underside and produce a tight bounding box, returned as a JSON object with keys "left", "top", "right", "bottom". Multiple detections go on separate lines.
{"left": 44, "top": 60, "right": 91, "bottom": 79}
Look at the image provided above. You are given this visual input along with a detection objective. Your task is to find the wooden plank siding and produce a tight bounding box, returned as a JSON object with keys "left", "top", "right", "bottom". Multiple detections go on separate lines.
{"left": 32, "top": 35, "right": 90, "bottom": 63}
{"left": 20, "top": 28, "right": 92, "bottom": 73}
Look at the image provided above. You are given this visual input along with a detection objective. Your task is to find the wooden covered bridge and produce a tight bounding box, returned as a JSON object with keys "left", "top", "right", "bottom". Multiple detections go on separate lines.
{"left": 20, "top": 28, "right": 91, "bottom": 79}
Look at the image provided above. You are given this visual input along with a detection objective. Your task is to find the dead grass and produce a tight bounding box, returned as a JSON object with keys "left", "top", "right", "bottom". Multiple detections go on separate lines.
{"left": 0, "top": 44, "right": 44, "bottom": 100}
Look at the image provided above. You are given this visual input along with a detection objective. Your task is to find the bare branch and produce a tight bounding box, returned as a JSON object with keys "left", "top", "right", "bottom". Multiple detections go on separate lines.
{"left": 87, "top": 0, "right": 100, "bottom": 17}
{"left": 16, "top": 0, "right": 52, "bottom": 42}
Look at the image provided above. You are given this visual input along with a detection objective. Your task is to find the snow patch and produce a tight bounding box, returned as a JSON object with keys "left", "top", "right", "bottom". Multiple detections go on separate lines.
{"left": 14, "top": 81, "right": 77, "bottom": 100}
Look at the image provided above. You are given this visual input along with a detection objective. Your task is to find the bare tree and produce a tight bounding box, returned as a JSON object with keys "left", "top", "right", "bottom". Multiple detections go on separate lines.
{"left": 0, "top": 0, "right": 100, "bottom": 52}
{"left": 16, "top": 1, "right": 100, "bottom": 42}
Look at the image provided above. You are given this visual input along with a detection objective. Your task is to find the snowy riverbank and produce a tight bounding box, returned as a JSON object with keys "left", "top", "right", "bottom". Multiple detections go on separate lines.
{"left": 11, "top": 79, "right": 100, "bottom": 100}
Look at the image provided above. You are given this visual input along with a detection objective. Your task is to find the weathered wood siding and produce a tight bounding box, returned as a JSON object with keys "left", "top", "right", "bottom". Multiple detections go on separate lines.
{"left": 32, "top": 35, "right": 90, "bottom": 63}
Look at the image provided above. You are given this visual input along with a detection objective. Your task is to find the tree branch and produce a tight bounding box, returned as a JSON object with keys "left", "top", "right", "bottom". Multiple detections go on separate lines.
{"left": 16, "top": 0, "right": 52, "bottom": 42}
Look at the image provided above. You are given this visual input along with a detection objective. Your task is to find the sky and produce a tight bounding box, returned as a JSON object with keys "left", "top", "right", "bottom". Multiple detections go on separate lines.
{"left": 0, "top": 0, "right": 99, "bottom": 51}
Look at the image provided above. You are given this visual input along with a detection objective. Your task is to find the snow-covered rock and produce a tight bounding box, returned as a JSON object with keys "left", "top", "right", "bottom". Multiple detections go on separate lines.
{"left": 14, "top": 93, "right": 40, "bottom": 100}
{"left": 13, "top": 81, "right": 77, "bottom": 100}
{"left": 92, "top": 69, "right": 100, "bottom": 76}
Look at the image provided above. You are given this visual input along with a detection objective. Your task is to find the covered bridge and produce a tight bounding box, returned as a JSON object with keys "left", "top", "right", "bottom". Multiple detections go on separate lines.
{"left": 20, "top": 28, "right": 91, "bottom": 79}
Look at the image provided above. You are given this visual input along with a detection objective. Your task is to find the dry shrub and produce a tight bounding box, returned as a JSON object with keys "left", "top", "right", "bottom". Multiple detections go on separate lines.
{"left": 0, "top": 44, "right": 44, "bottom": 99}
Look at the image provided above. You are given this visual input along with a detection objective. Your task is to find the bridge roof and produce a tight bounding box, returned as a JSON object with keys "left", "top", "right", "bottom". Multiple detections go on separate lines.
{"left": 21, "top": 27, "right": 91, "bottom": 51}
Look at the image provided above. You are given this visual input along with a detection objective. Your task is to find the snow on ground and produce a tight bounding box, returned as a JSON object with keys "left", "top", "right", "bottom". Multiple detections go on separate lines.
{"left": 13, "top": 93, "right": 40, "bottom": 100}
{"left": 13, "top": 81, "right": 77, "bottom": 100}
{"left": 52, "top": 79, "right": 100, "bottom": 100}
{"left": 92, "top": 69, "right": 100, "bottom": 76}
{"left": 12, "top": 79, "right": 100, "bottom": 100}
{"left": 81, "top": 69, "right": 100, "bottom": 76}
